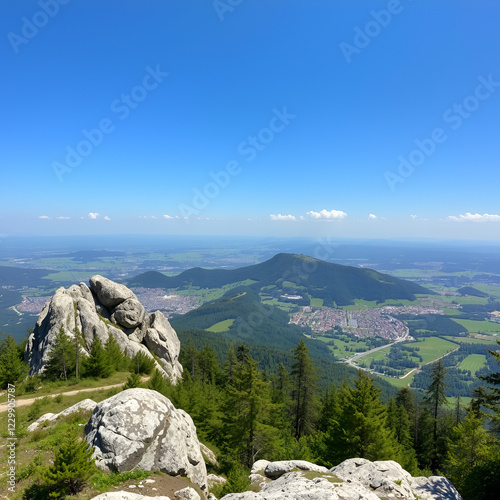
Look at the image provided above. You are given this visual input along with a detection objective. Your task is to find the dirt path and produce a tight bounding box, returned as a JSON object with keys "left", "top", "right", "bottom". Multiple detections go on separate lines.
{"left": 0, "top": 383, "right": 124, "bottom": 414}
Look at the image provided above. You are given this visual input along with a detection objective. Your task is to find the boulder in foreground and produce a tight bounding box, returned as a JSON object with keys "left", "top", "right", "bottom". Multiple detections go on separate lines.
{"left": 85, "top": 388, "right": 207, "bottom": 492}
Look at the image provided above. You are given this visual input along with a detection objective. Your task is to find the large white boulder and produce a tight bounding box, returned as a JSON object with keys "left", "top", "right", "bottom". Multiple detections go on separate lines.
{"left": 85, "top": 389, "right": 207, "bottom": 492}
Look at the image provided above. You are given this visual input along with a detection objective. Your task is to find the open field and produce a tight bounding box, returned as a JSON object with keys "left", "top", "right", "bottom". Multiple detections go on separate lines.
{"left": 458, "top": 354, "right": 487, "bottom": 373}
{"left": 443, "top": 336, "right": 498, "bottom": 345}
{"left": 207, "top": 318, "right": 235, "bottom": 332}
{"left": 452, "top": 318, "right": 500, "bottom": 335}
{"left": 412, "top": 336, "right": 459, "bottom": 363}
{"left": 316, "top": 336, "right": 370, "bottom": 358}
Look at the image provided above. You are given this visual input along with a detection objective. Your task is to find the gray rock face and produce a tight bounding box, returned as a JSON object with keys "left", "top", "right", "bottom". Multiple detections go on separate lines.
{"left": 89, "top": 275, "right": 135, "bottom": 308}
{"left": 25, "top": 276, "right": 182, "bottom": 383}
{"left": 91, "top": 493, "right": 171, "bottom": 500}
{"left": 111, "top": 297, "right": 146, "bottom": 328}
{"left": 174, "top": 487, "right": 200, "bottom": 500}
{"left": 85, "top": 389, "right": 207, "bottom": 492}
{"left": 27, "top": 399, "right": 97, "bottom": 432}
{"left": 220, "top": 458, "right": 462, "bottom": 500}
{"left": 264, "top": 460, "right": 329, "bottom": 479}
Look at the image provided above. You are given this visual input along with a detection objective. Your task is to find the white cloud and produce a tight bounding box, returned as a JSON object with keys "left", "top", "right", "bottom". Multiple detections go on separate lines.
{"left": 38, "top": 215, "right": 50, "bottom": 219}
{"left": 270, "top": 214, "right": 297, "bottom": 221}
{"left": 307, "top": 209, "right": 347, "bottom": 220}
{"left": 368, "top": 214, "right": 377, "bottom": 219}
{"left": 163, "top": 215, "right": 174, "bottom": 219}
{"left": 104, "top": 216, "right": 111, "bottom": 221}
{"left": 410, "top": 215, "right": 418, "bottom": 219}
{"left": 88, "top": 212, "right": 100, "bottom": 219}
{"left": 447, "top": 212, "right": 500, "bottom": 222}
{"left": 56, "top": 216, "right": 70, "bottom": 220}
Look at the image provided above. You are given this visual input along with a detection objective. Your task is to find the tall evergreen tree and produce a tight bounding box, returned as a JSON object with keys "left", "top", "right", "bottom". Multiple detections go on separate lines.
{"left": 104, "top": 332, "right": 125, "bottom": 372}
{"left": 84, "top": 337, "right": 111, "bottom": 378}
{"left": 44, "top": 327, "right": 75, "bottom": 381}
{"left": 0, "top": 334, "right": 26, "bottom": 388}
{"left": 424, "top": 359, "right": 449, "bottom": 471}
{"left": 222, "top": 349, "right": 273, "bottom": 467}
{"left": 290, "top": 340, "right": 319, "bottom": 439}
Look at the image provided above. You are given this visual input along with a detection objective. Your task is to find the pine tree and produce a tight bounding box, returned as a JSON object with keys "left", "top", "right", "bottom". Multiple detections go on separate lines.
{"left": 124, "top": 371, "right": 142, "bottom": 389}
{"left": 224, "top": 343, "right": 238, "bottom": 385}
{"left": 148, "top": 368, "right": 169, "bottom": 396}
{"left": 424, "top": 359, "right": 449, "bottom": 471}
{"left": 327, "top": 371, "right": 400, "bottom": 464}
{"left": 104, "top": 332, "right": 125, "bottom": 372}
{"left": 44, "top": 327, "right": 75, "bottom": 381}
{"left": 223, "top": 349, "right": 273, "bottom": 467}
{"left": 84, "top": 337, "right": 111, "bottom": 378}
{"left": 290, "top": 339, "right": 319, "bottom": 439}
{"left": 447, "top": 408, "right": 494, "bottom": 491}
{"left": 41, "top": 428, "right": 96, "bottom": 497}
{"left": 0, "top": 334, "right": 26, "bottom": 388}
{"left": 479, "top": 340, "right": 500, "bottom": 429}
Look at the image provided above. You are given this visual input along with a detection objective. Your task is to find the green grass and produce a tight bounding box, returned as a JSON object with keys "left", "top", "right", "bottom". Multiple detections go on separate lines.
{"left": 316, "top": 336, "right": 369, "bottom": 358}
{"left": 310, "top": 298, "right": 324, "bottom": 307}
{"left": 444, "top": 336, "right": 498, "bottom": 345}
{"left": 378, "top": 371, "right": 417, "bottom": 388}
{"left": 207, "top": 318, "right": 235, "bottom": 332}
{"left": 282, "top": 280, "right": 298, "bottom": 288}
{"left": 458, "top": 354, "right": 487, "bottom": 373}
{"left": 467, "top": 284, "right": 500, "bottom": 298}
{"left": 452, "top": 319, "right": 500, "bottom": 335}
{"left": 412, "top": 337, "right": 459, "bottom": 363}
{"left": 440, "top": 296, "right": 489, "bottom": 306}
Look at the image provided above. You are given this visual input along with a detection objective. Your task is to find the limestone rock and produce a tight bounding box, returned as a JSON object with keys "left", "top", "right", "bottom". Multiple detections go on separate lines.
{"left": 200, "top": 443, "right": 219, "bottom": 467}
{"left": 111, "top": 298, "right": 146, "bottom": 328}
{"left": 89, "top": 275, "right": 135, "bottom": 308}
{"left": 85, "top": 389, "right": 207, "bottom": 492}
{"left": 174, "top": 487, "right": 200, "bottom": 500}
{"left": 208, "top": 473, "right": 227, "bottom": 487}
{"left": 264, "top": 460, "right": 329, "bottom": 479}
{"left": 27, "top": 399, "right": 97, "bottom": 432}
{"left": 224, "top": 458, "right": 463, "bottom": 500}
{"left": 410, "top": 476, "right": 462, "bottom": 499}
{"left": 90, "top": 493, "right": 171, "bottom": 500}
{"left": 251, "top": 460, "right": 270, "bottom": 474}
{"left": 25, "top": 276, "right": 182, "bottom": 383}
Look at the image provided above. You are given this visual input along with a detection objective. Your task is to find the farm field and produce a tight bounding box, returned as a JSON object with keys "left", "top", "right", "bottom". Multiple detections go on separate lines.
{"left": 458, "top": 354, "right": 487, "bottom": 373}
{"left": 411, "top": 336, "right": 459, "bottom": 363}
{"left": 452, "top": 318, "right": 500, "bottom": 335}
{"left": 207, "top": 318, "right": 235, "bottom": 332}
{"left": 316, "top": 336, "right": 370, "bottom": 359}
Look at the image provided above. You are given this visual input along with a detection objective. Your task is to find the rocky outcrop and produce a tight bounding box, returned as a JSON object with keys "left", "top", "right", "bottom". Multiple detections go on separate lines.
{"left": 27, "top": 398, "right": 97, "bottom": 432}
{"left": 85, "top": 389, "right": 207, "bottom": 492}
{"left": 220, "top": 458, "right": 462, "bottom": 500}
{"left": 24, "top": 275, "right": 182, "bottom": 382}
{"left": 91, "top": 494, "right": 170, "bottom": 500}
{"left": 264, "top": 460, "right": 329, "bottom": 479}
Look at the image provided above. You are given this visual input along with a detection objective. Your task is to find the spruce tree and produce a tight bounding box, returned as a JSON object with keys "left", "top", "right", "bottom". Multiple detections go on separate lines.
{"left": 223, "top": 349, "right": 272, "bottom": 467}
{"left": 104, "top": 332, "right": 125, "bottom": 372}
{"left": 290, "top": 339, "right": 319, "bottom": 439}
{"left": 424, "top": 359, "right": 449, "bottom": 471}
{"left": 0, "top": 334, "right": 26, "bottom": 388}
{"left": 44, "top": 327, "right": 75, "bottom": 381}
{"left": 148, "top": 368, "right": 169, "bottom": 396}
{"left": 41, "top": 428, "right": 96, "bottom": 497}
{"left": 84, "top": 337, "right": 111, "bottom": 378}
{"left": 329, "top": 371, "right": 400, "bottom": 463}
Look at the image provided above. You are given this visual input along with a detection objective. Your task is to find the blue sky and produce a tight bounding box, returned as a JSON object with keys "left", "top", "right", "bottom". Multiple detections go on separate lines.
{"left": 1, "top": 0, "right": 499, "bottom": 240}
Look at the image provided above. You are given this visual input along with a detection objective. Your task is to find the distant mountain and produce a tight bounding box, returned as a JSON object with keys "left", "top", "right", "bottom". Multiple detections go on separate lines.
{"left": 457, "top": 286, "right": 489, "bottom": 298}
{"left": 128, "top": 253, "right": 432, "bottom": 306}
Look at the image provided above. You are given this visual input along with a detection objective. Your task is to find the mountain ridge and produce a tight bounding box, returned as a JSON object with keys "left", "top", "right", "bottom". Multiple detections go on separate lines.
{"left": 127, "top": 252, "right": 432, "bottom": 306}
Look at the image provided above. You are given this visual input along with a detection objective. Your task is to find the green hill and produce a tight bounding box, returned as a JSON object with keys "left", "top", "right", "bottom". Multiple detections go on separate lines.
{"left": 128, "top": 253, "right": 431, "bottom": 306}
